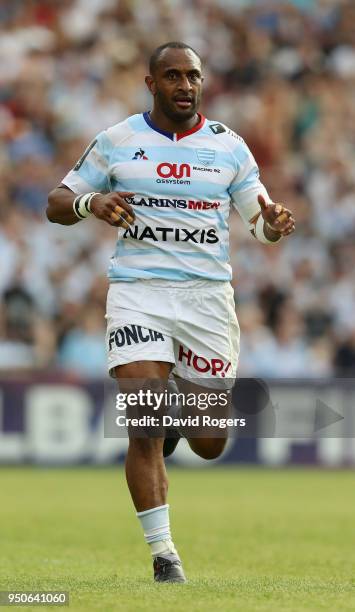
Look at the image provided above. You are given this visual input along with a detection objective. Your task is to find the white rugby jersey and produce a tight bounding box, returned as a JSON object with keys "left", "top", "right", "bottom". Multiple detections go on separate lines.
{"left": 62, "top": 112, "right": 271, "bottom": 282}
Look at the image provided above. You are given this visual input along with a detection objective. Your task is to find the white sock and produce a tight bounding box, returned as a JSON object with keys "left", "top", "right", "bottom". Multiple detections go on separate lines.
{"left": 150, "top": 538, "right": 177, "bottom": 557}
{"left": 136, "top": 504, "right": 178, "bottom": 557}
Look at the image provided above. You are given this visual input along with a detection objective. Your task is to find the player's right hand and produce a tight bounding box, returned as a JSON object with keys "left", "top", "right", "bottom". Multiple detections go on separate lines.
{"left": 90, "top": 192, "right": 135, "bottom": 228}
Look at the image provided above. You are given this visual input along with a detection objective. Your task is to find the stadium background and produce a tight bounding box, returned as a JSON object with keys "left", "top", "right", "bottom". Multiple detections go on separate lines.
{"left": 1, "top": 0, "right": 355, "bottom": 467}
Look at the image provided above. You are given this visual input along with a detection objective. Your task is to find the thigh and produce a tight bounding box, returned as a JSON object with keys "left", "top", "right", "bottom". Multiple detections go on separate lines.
{"left": 114, "top": 361, "right": 172, "bottom": 380}
{"left": 173, "top": 282, "right": 240, "bottom": 389}
{"left": 106, "top": 282, "right": 176, "bottom": 378}
{"left": 106, "top": 282, "right": 176, "bottom": 437}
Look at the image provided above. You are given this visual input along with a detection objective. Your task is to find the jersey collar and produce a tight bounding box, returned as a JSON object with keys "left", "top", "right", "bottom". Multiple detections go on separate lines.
{"left": 143, "top": 111, "right": 205, "bottom": 141}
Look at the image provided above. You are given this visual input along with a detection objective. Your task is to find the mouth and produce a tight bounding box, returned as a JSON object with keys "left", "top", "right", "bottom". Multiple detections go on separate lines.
{"left": 174, "top": 97, "right": 193, "bottom": 109}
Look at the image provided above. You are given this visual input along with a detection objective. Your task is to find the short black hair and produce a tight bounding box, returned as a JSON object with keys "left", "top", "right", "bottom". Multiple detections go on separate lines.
{"left": 149, "top": 41, "right": 201, "bottom": 74}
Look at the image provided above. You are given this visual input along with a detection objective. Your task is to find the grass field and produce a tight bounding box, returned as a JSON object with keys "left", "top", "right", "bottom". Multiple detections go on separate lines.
{"left": 1, "top": 467, "right": 354, "bottom": 611}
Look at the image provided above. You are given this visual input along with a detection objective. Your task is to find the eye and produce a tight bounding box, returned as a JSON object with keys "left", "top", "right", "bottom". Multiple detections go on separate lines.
{"left": 189, "top": 73, "right": 200, "bottom": 82}
{"left": 167, "top": 72, "right": 177, "bottom": 80}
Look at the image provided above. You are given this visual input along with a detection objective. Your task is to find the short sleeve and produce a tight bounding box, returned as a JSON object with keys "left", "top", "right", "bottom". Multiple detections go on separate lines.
{"left": 61, "top": 131, "right": 112, "bottom": 195}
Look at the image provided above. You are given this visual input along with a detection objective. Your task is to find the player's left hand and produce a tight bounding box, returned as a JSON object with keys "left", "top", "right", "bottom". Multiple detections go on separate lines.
{"left": 258, "top": 194, "right": 295, "bottom": 236}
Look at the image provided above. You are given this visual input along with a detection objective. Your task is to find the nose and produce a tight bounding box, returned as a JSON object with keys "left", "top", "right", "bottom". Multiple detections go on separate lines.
{"left": 178, "top": 74, "right": 192, "bottom": 92}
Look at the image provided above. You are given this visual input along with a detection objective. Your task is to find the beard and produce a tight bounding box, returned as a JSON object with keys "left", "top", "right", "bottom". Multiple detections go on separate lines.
{"left": 156, "top": 90, "right": 201, "bottom": 123}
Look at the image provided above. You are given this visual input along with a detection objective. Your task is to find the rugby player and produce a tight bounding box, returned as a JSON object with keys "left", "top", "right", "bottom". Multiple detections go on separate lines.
{"left": 47, "top": 42, "right": 295, "bottom": 583}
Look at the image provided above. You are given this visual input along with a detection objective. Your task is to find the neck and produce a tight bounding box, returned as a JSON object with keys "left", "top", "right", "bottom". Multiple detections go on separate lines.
{"left": 149, "top": 108, "right": 200, "bottom": 134}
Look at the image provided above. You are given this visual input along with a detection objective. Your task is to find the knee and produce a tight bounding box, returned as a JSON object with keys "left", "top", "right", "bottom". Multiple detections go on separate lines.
{"left": 202, "top": 439, "right": 226, "bottom": 460}
{"left": 190, "top": 438, "right": 226, "bottom": 460}
{"left": 129, "top": 437, "right": 163, "bottom": 458}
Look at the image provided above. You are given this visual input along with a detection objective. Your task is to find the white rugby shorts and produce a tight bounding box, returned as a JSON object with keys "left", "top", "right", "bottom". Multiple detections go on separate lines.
{"left": 105, "top": 279, "right": 240, "bottom": 388}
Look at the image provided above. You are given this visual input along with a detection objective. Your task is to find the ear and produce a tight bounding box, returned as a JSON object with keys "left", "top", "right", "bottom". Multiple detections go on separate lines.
{"left": 145, "top": 75, "right": 157, "bottom": 96}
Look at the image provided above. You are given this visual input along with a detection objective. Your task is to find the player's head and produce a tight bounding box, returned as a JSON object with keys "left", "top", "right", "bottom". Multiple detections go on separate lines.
{"left": 145, "top": 42, "right": 203, "bottom": 123}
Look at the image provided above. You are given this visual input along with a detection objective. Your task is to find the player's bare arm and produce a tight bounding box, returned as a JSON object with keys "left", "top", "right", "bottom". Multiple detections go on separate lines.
{"left": 47, "top": 184, "right": 136, "bottom": 228}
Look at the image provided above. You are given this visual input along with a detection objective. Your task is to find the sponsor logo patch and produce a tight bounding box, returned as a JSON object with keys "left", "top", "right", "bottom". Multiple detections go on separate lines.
{"left": 227, "top": 129, "right": 244, "bottom": 142}
{"left": 123, "top": 225, "right": 219, "bottom": 244}
{"left": 132, "top": 148, "right": 148, "bottom": 160}
{"left": 178, "top": 345, "right": 231, "bottom": 377}
{"left": 156, "top": 163, "right": 191, "bottom": 183}
{"left": 108, "top": 325, "right": 165, "bottom": 350}
{"left": 209, "top": 123, "right": 226, "bottom": 135}
{"left": 126, "top": 196, "right": 221, "bottom": 210}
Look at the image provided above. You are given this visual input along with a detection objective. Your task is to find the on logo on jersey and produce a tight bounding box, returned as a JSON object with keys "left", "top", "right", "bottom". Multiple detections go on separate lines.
{"left": 157, "top": 163, "right": 190, "bottom": 179}
{"left": 156, "top": 163, "right": 191, "bottom": 184}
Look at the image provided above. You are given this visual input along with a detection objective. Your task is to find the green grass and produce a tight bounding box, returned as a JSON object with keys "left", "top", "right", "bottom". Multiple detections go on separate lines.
{"left": 0, "top": 467, "right": 354, "bottom": 611}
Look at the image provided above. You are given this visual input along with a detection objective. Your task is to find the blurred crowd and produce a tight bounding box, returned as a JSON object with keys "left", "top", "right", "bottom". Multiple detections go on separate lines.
{"left": 1, "top": 0, "right": 355, "bottom": 379}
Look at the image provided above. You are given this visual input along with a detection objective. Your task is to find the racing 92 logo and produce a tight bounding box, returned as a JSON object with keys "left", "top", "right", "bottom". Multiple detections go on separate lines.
{"left": 157, "top": 163, "right": 191, "bottom": 179}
